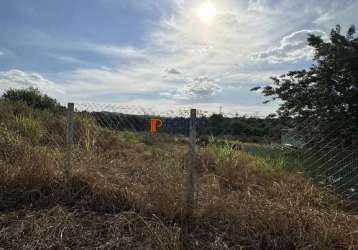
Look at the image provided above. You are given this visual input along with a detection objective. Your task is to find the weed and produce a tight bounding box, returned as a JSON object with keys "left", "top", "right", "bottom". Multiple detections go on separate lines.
{"left": 13, "top": 115, "right": 46, "bottom": 144}
{"left": 1, "top": 101, "right": 358, "bottom": 249}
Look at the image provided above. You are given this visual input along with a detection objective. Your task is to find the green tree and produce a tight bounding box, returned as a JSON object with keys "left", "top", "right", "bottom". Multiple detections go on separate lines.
{"left": 254, "top": 25, "right": 358, "bottom": 144}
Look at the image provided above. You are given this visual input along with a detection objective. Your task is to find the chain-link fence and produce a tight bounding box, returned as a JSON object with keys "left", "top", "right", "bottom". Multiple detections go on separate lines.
{"left": 63, "top": 103, "right": 199, "bottom": 219}
{"left": 280, "top": 120, "right": 358, "bottom": 208}
{"left": 63, "top": 103, "right": 279, "bottom": 218}
{"left": 62, "top": 102, "right": 358, "bottom": 216}
{"left": 196, "top": 109, "right": 358, "bottom": 209}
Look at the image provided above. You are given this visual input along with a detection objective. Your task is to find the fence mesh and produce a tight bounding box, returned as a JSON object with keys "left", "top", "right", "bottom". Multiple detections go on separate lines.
{"left": 196, "top": 109, "right": 358, "bottom": 209}
{"left": 279, "top": 120, "right": 358, "bottom": 208}
{"left": 65, "top": 103, "right": 195, "bottom": 216}
{"left": 62, "top": 102, "right": 358, "bottom": 213}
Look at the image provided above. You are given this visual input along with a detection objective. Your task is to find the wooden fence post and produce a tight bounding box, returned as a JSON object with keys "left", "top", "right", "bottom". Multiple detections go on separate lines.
{"left": 186, "top": 108, "right": 197, "bottom": 220}
{"left": 64, "top": 103, "right": 74, "bottom": 186}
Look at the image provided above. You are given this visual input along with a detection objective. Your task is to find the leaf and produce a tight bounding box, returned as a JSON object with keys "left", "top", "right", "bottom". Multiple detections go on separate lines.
{"left": 250, "top": 86, "right": 261, "bottom": 91}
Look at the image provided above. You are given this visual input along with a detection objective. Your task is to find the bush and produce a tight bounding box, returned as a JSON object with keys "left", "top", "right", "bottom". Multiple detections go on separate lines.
{"left": 0, "top": 99, "right": 68, "bottom": 147}
{"left": 2, "top": 87, "right": 64, "bottom": 113}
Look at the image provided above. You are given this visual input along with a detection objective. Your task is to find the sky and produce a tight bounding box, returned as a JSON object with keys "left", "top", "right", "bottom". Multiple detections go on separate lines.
{"left": 0, "top": 0, "right": 357, "bottom": 116}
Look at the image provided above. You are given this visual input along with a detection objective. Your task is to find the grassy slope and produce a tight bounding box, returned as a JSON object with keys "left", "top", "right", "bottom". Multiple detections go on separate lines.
{"left": 1, "top": 102, "right": 358, "bottom": 249}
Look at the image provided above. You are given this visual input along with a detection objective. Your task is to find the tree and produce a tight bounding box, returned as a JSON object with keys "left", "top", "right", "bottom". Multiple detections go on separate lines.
{"left": 207, "top": 114, "right": 225, "bottom": 136}
{"left": 254, "top": 25, "right": 358, "bottom": 145}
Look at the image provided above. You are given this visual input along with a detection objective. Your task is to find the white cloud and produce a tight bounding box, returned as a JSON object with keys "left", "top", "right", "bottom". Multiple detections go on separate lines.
{"left": 314, "top": 12, "right": 334, "bottom": 24}
{"left": 91, "top": 45, "right": 146, "bottom": 59}
{"left": 162, "top": 76, "right": 222, "bottom": 100}
{"left": 1, "top": 28, "right": 147, "bottom": 61}
{"left": 0, "top": 51, "right": 4, "bottom": 56}
{"left": 51, "top": 64, "right": 173, "bottom": 102}
{"left": 251, "top": 30, "right": 326, "bottom": 64}
{"left": 33, "top": 0, "right": 293, "bottom": 114}
{"left": 49, "top": 54, "right": 90, "bottom": 65}
{"left": 183, "top": 76, "right": 222, "bottom": 98}
{"left": 0, "top": 70, "right": 64, "bottom": 99}
{"left": 5, "top": 0, "right": 358, "bottom": 115}
{"left": 247, "top": 0, "right": 276, "bottom": 14}
{"left": 313, "top": 1, "right": 358, "bottom": 29}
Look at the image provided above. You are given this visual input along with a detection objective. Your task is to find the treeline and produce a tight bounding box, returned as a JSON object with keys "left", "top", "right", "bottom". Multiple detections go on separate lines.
{"left": 1, "top": 87, "right": 285, "bottom": 143}
{"left": 90, "top": 112, "right": 285, "bottom": 143}
{"left": 197, "top": 114, "right": 284, "bottom": 142}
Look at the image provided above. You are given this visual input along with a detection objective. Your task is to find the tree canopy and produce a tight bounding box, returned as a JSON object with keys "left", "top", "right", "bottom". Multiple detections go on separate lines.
{"left": 254, "top": 25, "right": 358, "bottom": 145}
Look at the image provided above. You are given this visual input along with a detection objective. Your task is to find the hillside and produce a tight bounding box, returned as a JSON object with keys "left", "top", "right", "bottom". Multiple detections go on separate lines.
{"left": 1, "top": 99, "right": 358, "bottom": 249}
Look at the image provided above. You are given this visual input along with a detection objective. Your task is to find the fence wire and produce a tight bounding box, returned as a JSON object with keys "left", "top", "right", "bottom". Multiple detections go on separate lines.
{"left": 64, "top": 103, "right": 199, "bottom": 217}
{"left": 196, "top": 109, "right": 358, "bottom": 209}
{"left": 63, "top": 102, "right": 358, "bottom": 212}
{"left": 280, "top": 119, "right": 358, "bottom": 208}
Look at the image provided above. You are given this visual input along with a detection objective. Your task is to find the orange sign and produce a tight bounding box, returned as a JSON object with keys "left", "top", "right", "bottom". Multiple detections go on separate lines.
{"left": 150, "top": 119, "right": 163, "bottom": 133}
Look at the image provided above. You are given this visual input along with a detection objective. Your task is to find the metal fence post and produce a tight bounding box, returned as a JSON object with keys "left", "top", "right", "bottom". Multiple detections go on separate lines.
{"left": 64, "top": 103, "right": 74, "bottom": 185}
{"left": 186, "top": 108, "right": 197, "bottom": 220}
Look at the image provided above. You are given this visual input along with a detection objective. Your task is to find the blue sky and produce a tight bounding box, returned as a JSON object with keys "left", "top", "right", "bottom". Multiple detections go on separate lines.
{"left": 0, "top": 0, "right": 357, "bottom": 115}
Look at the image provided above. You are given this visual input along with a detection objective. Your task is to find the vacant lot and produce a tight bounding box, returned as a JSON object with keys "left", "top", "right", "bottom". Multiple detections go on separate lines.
{"left": 1, "top": 101, "right": 358, "bottom": 250}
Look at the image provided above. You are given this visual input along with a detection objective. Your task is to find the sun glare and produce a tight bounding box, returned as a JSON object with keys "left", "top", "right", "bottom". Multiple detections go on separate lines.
{"left": 197, "top": 1, "right": 217, "bottom": 24}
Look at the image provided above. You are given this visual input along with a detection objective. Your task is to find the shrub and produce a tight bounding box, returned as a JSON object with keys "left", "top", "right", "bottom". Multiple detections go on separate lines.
{"left": 2, "top": 87, "right": 64, "bottom": 113}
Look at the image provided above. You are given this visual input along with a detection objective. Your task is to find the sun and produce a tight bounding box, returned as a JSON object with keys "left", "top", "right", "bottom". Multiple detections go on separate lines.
{"left": 197, "top": 1, "right": 217, "bottom": 24}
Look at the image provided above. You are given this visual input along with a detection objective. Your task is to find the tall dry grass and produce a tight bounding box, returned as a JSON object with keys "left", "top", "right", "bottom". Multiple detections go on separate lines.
{"left": 1, "top": 102, "right": 358, "bottom": 249}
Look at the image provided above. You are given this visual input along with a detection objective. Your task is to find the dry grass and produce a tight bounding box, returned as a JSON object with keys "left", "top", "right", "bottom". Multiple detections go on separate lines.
{"left": 1, "top": 105, "right": 358, "bottom": 249}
